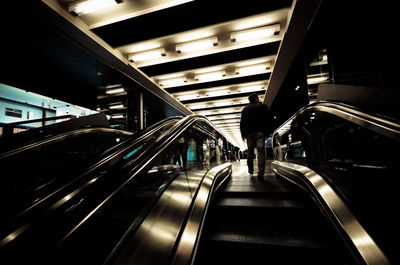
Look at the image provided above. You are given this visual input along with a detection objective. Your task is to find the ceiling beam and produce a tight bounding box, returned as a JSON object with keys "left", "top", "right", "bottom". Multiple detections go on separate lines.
{"left": 264, "top": 0, "right": 322, "bottom": 108}
{"left": 40, "top": 0, "right": 192, "bottom": 116}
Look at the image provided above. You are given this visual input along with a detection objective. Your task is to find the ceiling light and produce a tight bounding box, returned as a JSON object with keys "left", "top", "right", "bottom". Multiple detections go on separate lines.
{"left": 207, "top": 89, "right": 229, "bottom": 97}
{"left": 231, "top": 26, "right": 275, "bottom": 42}
{"left": 239, "top": 85, "right": 264, "bottom": 93}
{"left": 159, "top": 77, "right": 187, "bottom": 87}
{"left": 69, "top": 0, "right": 122, "bottom": 15}
{"left": 214, "top": 101, "right": 232, "bottom": 107}
{"left": 157, "top": 73, "right": 185, "bottom": 80}
{"left": 128, "top": 48, "right": 166, "bottom": 62}
{"left": 307, "top": 76, "right": 329, "bottom": 84}
{"left": 111, "top": 114, "right": 125, "bottom": 119}
{"left": 235, "top": 63, "right": 269, "bottom": 75}
{"left": 238, "top": 59, "right": 268, "bottom": 67}
{"left": 190, "top": 104, "right": 207, "bottom": 110}
{"left": 106, "top": 88, "right": 125, "bottom": 94}
{"left": 109, "top": 104, "right": 125, "bottom": 109}
{"left": 177, "top": 94, "right": 198, "bottom": 101}
{"left": 195, "top": 70, "right": 225, "bottom": 82}
{"left": 218, "top": 109, "right": 236, "bottom": 114}
{"left": 176, "top": 37, "right": 218, "bottom": 53}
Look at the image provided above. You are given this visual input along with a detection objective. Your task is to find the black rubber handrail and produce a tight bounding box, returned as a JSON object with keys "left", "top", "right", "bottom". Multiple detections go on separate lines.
{"left": 272, "top": 161, "right": 391, "bottom": 265}
{"left": 275, "top": 101, "right": 400, "bottom": 140}
{"left": 107, "top": 115, "right": 232, "bottom": 265}
{"left": 2, "top": 116, "right": 182, "bottom": 222}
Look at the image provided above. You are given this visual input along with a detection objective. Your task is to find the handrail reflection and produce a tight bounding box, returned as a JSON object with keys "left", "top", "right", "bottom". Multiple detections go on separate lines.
{"left": 272, "top": 161, "right": 391, "bottom": 265}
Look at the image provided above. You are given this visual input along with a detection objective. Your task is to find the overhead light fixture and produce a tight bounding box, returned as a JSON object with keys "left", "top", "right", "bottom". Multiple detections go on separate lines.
{"left": 69, "top": 0, "right": 123, "bottom": 15}
{"left": 207, "top": 89, "right": 229, "bottom": 97}
{"left": 128, "top": 48, "right": 166, "bottom": 62}
{"left": 190, "top": 104, "right": 207, "bottom": 110}
{"left": 195, "top": 70, "right": 226, "bottom": 82}
{"left": 231, "top": 25, "right": 275, "bottom": 42}
{"left": 177, "top": 94, "right": 198, "bottom": 101}
{"left": 235, "top": 63, "right": 269, "bottom": 75}
{"left": 176, "top": 37, "right": 218, "bottom": 53}
{"left": 109, "top": 104, "right": 125, "bottom": 109}
{"left": 307, "top": 76, "right": 329, "bottom": 84}
{"left": 238, "top": 59, "right": 268, "bottom": 67}
{"left": 111, "top": 114, "right": 125, "bottom": 119}
{"left": 106, "top": 88, "right": 125, "bottom": 94}
{"left": 239, "top": 85, "right": 264, "bottom": 93}
{"left": 214, "top": 101, "right": 232, "bottom": 107}
{"left": 159, "top": 77, "right": 187, "bottom": 87}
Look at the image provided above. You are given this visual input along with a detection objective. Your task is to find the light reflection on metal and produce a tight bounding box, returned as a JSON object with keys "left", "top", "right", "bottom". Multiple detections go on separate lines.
{"left": 272, "top": 161, "right": 391, "bottom": 265}
{"left": 0, "top": 224, "right": 30, "bottom": 247}
{"left": 114, "top": 171, "right": 196, "bottom": 265}
{"left": 172, "top": 162, "right": 232, "bottom": 265}
{"left": 51, "top": 177, "right": 99, "bottom": 210}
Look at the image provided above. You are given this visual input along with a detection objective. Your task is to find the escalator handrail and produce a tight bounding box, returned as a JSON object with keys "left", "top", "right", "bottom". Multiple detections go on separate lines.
{"left": 0, "top": 116, "right": 182, "bottom": 159}
{"left": 102, "top": 115, "right": 231, "bottom": 264}
{"left": 274, "top": 101, "right": 400, "bottom": 140}
{"left": 4, "top": 116, "right": 181, "bottom": 221}
{"left": 1, "top": 114, "right": 227, "bottom": 262}
{"left": 171, "top": 162, "right": 232, "bottom": 265}
{"left": 83, "top": 116, "right": 182, "bottom": 172}
{"left": 0, "top": 127, "right": 133, "bottom": 159}
{"left": 272, "top": 160, "right": 391, "bottom": 265}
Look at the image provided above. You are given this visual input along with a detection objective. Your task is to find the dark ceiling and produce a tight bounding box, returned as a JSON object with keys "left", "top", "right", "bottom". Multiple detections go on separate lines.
{"left": 2, "top": 0, "right": 397, "bottom": 148}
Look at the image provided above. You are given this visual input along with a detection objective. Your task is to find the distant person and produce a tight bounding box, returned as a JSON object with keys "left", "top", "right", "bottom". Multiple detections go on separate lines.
{"left": 177, "top": 136, "right": 189, "bottom": 170}
{"left": 240, "top": 93, "right": 269, "bottom": 180}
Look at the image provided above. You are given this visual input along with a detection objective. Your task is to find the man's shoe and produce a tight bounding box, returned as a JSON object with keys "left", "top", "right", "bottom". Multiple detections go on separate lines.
{"left": 257, "top": 174, "right": 264, "bottom": 180}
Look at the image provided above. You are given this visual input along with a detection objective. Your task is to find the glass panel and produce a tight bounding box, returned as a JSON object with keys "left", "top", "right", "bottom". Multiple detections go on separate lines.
{"left": 40, "top": 120, "right": 226, "bottom": 264}
{"left": 0, "top": 130, "right": 130, "bottom": 208}
{"left": 293, "top": 110, "right": 399, "bottom": 260}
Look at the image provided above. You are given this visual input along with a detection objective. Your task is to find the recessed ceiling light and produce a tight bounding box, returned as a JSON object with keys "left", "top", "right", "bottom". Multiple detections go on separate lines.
{"left": 128, "top": 48, "right": 166, "bottom": 62}
{"left": 106, "top": 88, "right": 125, "bottom": 94}
{"left": 159, "top": 77, "right": 187, "bottom": 87}
{"left": 69, "top": 0, "right": 122, "bottom": 15}
{"left": 231, "top": 25, "right": 275, "bottom": 42}
{"left": 195, "top": 70, "right": 226, "bottom": 82}
{"left": 176, "top": 37, "right": 218, "bottom": 53}
{"left": 235, "top": 63, "right": 269, "bottom": 75}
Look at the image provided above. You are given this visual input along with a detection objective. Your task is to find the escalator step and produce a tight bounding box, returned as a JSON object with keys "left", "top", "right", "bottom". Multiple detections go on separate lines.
{"left": 194, "top": 239, "right": 348, "bottom": 265}
{"left": 207, "top": 230, "right": 334, "bottom": 250}
{"left": 216, "top": 197, "right": 311, "bottom": 209}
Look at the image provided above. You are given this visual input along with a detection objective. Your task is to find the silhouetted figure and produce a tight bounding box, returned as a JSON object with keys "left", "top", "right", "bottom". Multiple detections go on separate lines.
{"left": 240, "top": 93, "right": 269, "bottom": 179}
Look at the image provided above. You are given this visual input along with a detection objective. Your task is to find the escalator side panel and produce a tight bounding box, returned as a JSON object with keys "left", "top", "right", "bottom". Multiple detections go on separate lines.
{"left": 272, "top": 161, "right": 391, "bottom": 265}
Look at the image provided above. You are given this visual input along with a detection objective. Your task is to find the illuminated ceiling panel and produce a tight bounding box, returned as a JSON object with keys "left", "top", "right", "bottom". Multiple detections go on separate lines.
{"left": 51, "top": 0, "right": 292, "bottom": 150}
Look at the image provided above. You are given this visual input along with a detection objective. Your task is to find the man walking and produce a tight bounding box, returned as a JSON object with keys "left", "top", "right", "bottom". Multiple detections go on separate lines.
{"left": 240, "top": 93, "right": 269, "bottom": 180}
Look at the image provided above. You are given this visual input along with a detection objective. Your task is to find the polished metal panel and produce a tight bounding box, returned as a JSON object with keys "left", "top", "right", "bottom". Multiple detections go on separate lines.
{"left": 171, "top": 162, "right": 232, "bottom": 265}
{"left": 274, "top": 101, "right": 400, "bottom": 141}
{"left": 113, "top": 163, "right": 231, "bottom": 265}
{"left": 114, "top": 173, "right": 193, "bottom": 265}
{"left": 272, "top": 161, "right": 391, "bottom": 265}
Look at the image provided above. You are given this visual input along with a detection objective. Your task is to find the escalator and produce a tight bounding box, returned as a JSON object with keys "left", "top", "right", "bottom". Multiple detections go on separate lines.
{"left": 0, "top": 114, "right": 233, "bottom": 265}
{"left": 171, "top": 101, "right": 396, "bottom": 265}
{"left": 0, "top": 114, "right": 182, "bottom": 264}
{"left": 193, "top": 162, "right": 352, "bottom": 265}
{"left": 1, "top": 103, "right": 396, "bottom": 265}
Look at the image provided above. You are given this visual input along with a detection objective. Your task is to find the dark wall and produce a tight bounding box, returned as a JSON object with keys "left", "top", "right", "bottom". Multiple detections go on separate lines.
{"left": 0, "top": 4, "right": 99, "bottom": 110}
{"left": 269, "top": 0, "right": 399, "bottom": 128}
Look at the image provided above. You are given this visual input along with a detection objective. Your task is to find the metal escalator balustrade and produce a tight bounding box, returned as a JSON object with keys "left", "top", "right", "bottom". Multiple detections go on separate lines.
{"left": 0, "top": 114, "right": 237, "bottom": 265}
{"left": 271, "top": 101, "right": 398, "bottom": 264}
{"left": 0, "top": 116, "right": 179, "bottom": 221}
{"left": 191, "top": 161, "right": 354, "bottom": 265}
{"left": 0, "top": 116, "right": 181, "bottom": 264}
{"left": 272, "top": 161, "right": 389, "bottom": 265}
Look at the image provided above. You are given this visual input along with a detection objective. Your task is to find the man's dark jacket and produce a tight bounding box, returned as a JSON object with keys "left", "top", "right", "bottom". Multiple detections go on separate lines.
{"left": 240, "top": 102, "right": 269, "bottom": 138}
